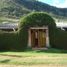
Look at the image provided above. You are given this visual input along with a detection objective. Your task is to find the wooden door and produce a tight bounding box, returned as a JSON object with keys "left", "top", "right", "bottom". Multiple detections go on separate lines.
{"left": 42, "top": 30, "right": 46, "bottom": 47}
{"left": 31, "top": 30, "right": 38, "bottom": 47}
{"left": 38, "top": 30, "right": 46, "bottom": 47}
{"left": 31, "top": 29, "right": 46, "bottom": 48}
{"left": 31, "top": 30, "right": 35, "bottom": 47}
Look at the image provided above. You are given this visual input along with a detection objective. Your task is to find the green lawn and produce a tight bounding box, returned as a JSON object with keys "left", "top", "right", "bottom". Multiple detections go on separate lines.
{"left": 0, "top": 48, "right": 67, "bottom": 67}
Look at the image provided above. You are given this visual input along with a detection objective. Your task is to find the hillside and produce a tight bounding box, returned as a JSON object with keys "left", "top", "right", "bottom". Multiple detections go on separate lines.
{"left": 0, "top": 0, "right": 67, "bottom": 18}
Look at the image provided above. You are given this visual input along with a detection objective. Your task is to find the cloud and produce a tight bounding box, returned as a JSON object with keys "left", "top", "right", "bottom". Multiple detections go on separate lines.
{"left": 38, "top": 0, "right": 67, "bottom": 8}
{"left": 53, "top": 0, "right": 67, "bottom": 8}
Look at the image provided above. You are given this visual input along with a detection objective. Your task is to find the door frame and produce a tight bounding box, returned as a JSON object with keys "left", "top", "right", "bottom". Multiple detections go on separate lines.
{"left": 28, "top": 26, "right": 50, "bottom": 48}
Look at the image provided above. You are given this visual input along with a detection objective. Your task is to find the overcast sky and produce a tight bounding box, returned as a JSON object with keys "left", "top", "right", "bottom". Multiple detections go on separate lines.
{"left": 38, "top": 0, "right": 67, "bottom": 8}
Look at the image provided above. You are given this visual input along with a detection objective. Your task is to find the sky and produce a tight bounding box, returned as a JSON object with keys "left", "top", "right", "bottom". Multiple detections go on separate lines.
{"left": 38, "top": 0, "right": 67, "bottom": 8}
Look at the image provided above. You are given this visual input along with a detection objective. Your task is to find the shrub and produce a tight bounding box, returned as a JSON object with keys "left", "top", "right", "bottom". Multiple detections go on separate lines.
{"left": 18, "top": 12, "right": 56, "bottom": 49}
{"left": 18, "top": 12, "right": 67, "bottom": 50}
{"left": 53, "top": 29, "right": 67, "bottom": 50}
{"left": 0, "top": 31, "right": 21, "bottom": 51}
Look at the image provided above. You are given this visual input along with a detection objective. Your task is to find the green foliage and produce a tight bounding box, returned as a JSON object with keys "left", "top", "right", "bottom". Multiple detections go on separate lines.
{"left": 0, "top": 12, "right": 67, "bottom": 51}
{"left": 18, "top": 12, "right": 56, "bottom": 49}
{"left": 52, "top": 29, "right": 67, "bottom": 49}
{"left": 18, "top": 12, "right": 67, "bottom": 50}
{"left": 0, "top": 31, "right": 22, "bottom": 51}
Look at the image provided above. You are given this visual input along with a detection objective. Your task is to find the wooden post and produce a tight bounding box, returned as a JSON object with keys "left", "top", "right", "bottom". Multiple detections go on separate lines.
{"left": 46, "top": 29, "right": 50, "bottom": 48}
{"left": 28, "top": 29, "right": 31, "bottom": 47}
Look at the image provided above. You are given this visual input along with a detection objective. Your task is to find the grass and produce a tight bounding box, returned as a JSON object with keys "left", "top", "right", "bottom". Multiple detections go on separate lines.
{"left": 0, "top": 48, "right": 67, "bottom": 67}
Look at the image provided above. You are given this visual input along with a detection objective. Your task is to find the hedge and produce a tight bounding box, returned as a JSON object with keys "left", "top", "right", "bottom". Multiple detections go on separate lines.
{"left": 0, "top": 12, "right": 67, "bottom": 51}
{"left": 18, "top": 12, "right": 67, "bottom": 50}
{"left": 0, "top": 31, "right": 22, "bottom": 51}
{"left": 53, "top": 28, "right": 67, "bottom": 49}
{"left": 18, "top": 12, "right": 56, "bottom": 49}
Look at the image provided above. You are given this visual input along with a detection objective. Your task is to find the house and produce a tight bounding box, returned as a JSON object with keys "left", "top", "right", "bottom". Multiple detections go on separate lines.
{"left": 0, "top": 22, "right": 18, "bottom": 31}
{"left": 56, "top": 22, "right": 67, "bottom": 31}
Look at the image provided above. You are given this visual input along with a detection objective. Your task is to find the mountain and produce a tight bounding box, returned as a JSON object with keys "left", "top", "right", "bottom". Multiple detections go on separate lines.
{"left": 0, "top": 0, "right": 67, "bottom": 18}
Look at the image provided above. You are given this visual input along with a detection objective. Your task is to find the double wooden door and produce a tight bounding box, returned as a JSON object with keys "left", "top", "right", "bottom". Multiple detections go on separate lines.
{"left": 31, "top": 29, "right": 46, "bottom": 48}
